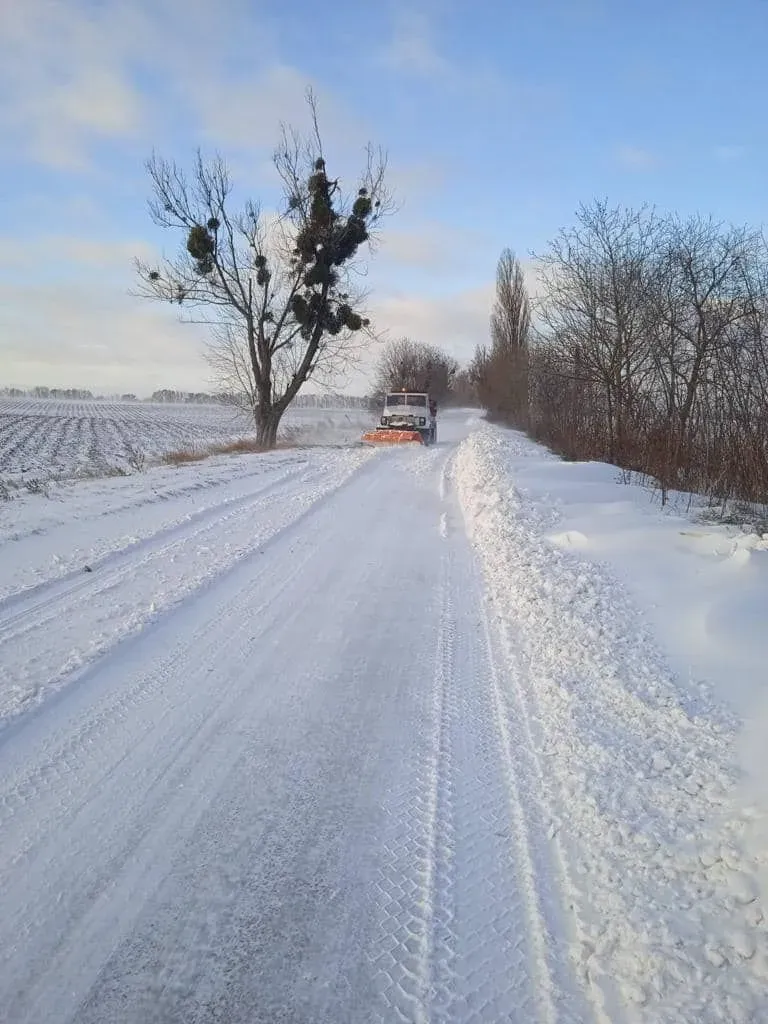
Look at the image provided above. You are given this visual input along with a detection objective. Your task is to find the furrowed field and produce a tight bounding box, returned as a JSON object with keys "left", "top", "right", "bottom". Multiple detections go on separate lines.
{"left": 0, "top": 398, "right": 375, "bottom": 490}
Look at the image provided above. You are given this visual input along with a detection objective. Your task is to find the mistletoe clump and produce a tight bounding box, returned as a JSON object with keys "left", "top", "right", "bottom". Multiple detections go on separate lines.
{"left": 289, "top": 168, "right": 375, "bottom": 338}
{"left": 186, "top": 222, "right": 217, "bottom": 276}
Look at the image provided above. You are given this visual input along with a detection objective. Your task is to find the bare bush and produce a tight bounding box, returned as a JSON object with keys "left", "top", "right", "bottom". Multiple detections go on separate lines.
{"left": 23, "top": 477, "right": 50, "bottom": 498}
{"left": 161, "top": 437, "right": 294, "bottom": 467}
{"left": 125, "top": 444, "right": 146, "bottom": 473}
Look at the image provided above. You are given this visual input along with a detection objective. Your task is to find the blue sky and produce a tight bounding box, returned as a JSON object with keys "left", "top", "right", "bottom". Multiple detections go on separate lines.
{"left": 1, "top": 0, "right": 767, "bottom": 395}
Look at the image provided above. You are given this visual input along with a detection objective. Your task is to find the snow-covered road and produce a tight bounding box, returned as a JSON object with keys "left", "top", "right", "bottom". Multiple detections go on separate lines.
{"left": 0, "top": 418, "right": 584, "bottom": 1023}
{"left": 0, "top": 413, "right": 765, "bottom": 1022}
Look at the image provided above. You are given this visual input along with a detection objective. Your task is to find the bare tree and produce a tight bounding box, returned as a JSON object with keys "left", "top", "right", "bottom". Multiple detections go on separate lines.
{"left": 649, "top": 216, "right": 760, "bottom": 451}
{"left": 492, "top": 250, "right": 531, "bottom": 350}
{"left": 135, "top": 91, "right": 392, "bottom": 447}
{"left": 374, "top": 337, "right": 458, "bottom": 403}
{"left": 472, "top": 249, "right": 531, "bottom": 426}
{"left": 535, "top": 201, "right": 658, "bottom": 461}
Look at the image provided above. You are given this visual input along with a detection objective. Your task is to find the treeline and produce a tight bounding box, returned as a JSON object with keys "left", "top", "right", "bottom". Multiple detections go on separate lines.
{"left": 473, "top": 201, "right": 768, "bottom": 508}
{"left": 152, "top": 390, "right": 370, "bottom": 406}
{"left": 0, "top": 387, "right": 215, "bottom": 402}
{"left": 1, "top": 387, "right": 371, "bottom": 408}
{"left": 2, "top": 387, "right": 98, "bottom": 399}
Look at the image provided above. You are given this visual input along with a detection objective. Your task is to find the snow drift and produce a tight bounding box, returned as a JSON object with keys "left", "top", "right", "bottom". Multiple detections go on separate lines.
{"left": 455, "top": 425, "right": 768, "bottom": 1022}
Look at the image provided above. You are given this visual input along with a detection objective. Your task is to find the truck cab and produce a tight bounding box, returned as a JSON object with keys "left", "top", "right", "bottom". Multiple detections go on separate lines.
{"left": 380, "top": 392, "right": 436, "bottom": 443}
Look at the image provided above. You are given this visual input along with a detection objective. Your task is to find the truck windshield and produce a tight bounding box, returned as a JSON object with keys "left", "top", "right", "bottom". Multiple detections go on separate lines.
{"left": 386, "top": 394, "right": 427, "bottom": 407}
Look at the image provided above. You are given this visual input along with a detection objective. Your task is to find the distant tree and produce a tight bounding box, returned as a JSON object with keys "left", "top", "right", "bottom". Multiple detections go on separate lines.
{"left": 136, "top": 90, "right": 392, "bottom": 448}
{"left": 374, "top": 337, "right": 458, "bottom": 404}
{"left": 445, "top": 368, "right": 478, "bottom": 407}
{"left": 472, "top": 249, "right": 531, "bottom": 425}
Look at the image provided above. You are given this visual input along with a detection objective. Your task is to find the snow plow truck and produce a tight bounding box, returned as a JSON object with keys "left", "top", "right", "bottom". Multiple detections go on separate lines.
{"left": 362, "top": 391, "right": 437, "bottom": 445}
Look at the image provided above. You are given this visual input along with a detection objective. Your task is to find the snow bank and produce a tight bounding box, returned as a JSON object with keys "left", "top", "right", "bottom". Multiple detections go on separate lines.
{"left": 455, "top": 426, "right": 768, "bottom": 1022}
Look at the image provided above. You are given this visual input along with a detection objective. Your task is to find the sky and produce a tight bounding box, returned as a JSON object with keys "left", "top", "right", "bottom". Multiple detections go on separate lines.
{"left": 1, "top": 0, "right": 767, "bottom": 397}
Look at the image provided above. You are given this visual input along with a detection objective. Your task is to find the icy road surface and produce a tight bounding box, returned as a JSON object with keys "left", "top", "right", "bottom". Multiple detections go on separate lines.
{"left": 0, "top": 412, "right": 765, "bottom": 1022}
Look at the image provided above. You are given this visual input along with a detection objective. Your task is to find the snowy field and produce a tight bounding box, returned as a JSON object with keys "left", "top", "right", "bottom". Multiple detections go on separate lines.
{"left": 0, "top": 411, "right": 766, "bottom": 1022}
{"left": 0, "top": 397, "right": 376, "bottom": 486}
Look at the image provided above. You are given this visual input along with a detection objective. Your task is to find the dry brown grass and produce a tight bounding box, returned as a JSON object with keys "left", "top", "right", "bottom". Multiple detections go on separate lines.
{"left": 160, "top": 437, "right": 297, "bottom": 466}
{"left": 161, "top": 447, "right": 209, "bottom": 465}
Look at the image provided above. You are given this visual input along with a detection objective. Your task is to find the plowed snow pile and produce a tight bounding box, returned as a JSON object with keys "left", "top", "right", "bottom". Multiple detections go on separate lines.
{"left": 455, "top": 425, "right": 768, "bottom": 1023}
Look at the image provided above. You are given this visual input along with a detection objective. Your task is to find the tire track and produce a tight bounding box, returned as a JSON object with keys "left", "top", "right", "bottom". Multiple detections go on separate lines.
{"left": 470, "top": 591, "right": 576, "bottom": 1024}
{"left": 0, "top": 461, "right": 311, "bottom": 639}
{"left": 364, "top": 551, "right": 452, "bottom": 1022}
{"left": 433, "top": 505, "right": 554, "bottom": 1024}
{"left": 0, "top": 484, "right": 364, "bottom": 1024}
{"left": 366, "top": 455, "right": 602, "bottom": 1023}
{"left": 426, "top": 547, "right": 459, "bottom": 1024}
{"left": 0, "top": 452, "right": 375, "bottom": 732}
{"left": 0, "top": 423, "right": 608, "bottom": 1022}
{"left": 0, "top": 453, "right": 422, "bottom": 1024}
{"left": 0, "top": 455, "right": 377, "bottom": 882}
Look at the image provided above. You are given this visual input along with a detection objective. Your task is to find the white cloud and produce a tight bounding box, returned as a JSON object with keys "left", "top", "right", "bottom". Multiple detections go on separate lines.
{"left": 0, "top": 0, "right": 283, "bottom": 169}
{"left": 0, "top": 229, "right": 496, "bottom": 396}
{"left": 0, "top": 1, "right": 147, "bottom": 169}
{"left": 0, "top": 234, "right": 157, "bottom": 279}
{"left": 0, "top": 234, "right": 211, "bottom": 394}
{"left": 188, "top": 64, "right": 364, "bottom": 157}
{"left": 332, "top": 283, "right": 492, "bottom": 394}
{"left": 0, "top": 280, "right": 213, "bottom": 394}
{"left": 371, "top": 284, "right": 493, "bottom": 360}
{"left": 616, "top": 145, "right": 658, "bottom": 170}
{"left": 0, "top": 0, "right": 446, "bottom": 217}
{"left": 377, "top": 222, "right": 493, "bottom": 273}
{"left": 380, "top": 11, "right": 452, "bottom": 78}
{"left": 0, "top": 3, "right": 504, "bottom": 397}
{"left": 377, "top": 5, "right": 530, "bottom": 114}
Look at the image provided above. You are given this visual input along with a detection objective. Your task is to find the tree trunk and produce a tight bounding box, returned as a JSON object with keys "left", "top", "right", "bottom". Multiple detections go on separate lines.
{"left": 255, "top": 405, "right": 283, "bottom": 449}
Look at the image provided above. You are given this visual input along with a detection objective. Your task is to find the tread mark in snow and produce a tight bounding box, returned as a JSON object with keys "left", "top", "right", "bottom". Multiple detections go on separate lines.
{"left": 0, "top": 463, "right": 312, "bottom": 648}
{"left": 0, "top": 453, "right": 374, "bottom": 731}
{"left": 0, "top": 470, "right": 386, "bottom": 1024}
{"left": 368, "top": 475, "right": 595, "bottom": 1023}
{"left": 0, "top": 479, "right": 356, "bottom": 870}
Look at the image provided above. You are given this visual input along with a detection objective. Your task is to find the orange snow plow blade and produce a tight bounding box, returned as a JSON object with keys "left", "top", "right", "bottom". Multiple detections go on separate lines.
{"left": 361, "top": 429, "right": 424, "bottom": 445}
